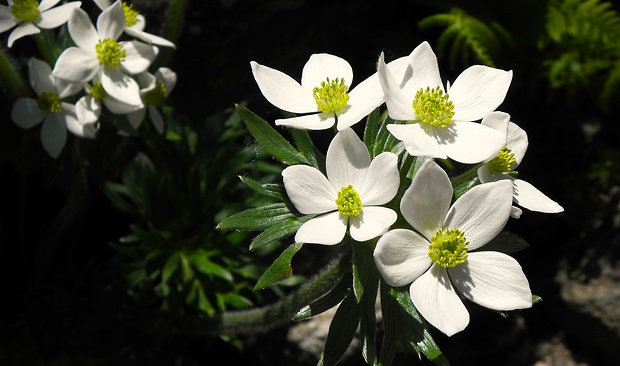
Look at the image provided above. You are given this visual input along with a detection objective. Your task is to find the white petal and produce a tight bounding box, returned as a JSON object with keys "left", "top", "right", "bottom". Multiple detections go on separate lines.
{"left": 434, "top": 121, "right": 505, "bottom": 164}
{"left": 38, "top": 0, "right": 62, "bottom": 12}
{"left": 400, "top": 159, "right": 452, "bottom": 239}
{"left": 387, "top": 123, "right": 446, "bottom": 159}
{"left": 405, "top": 41, "right": 444, "bottom": 95}
{"left": 37, "top": 2, "right": 81, "bottom": 29}
{"left": 326, "top": 128, "right": 370, "bottom": 190}
{"left": 377, "top": 53, "right": 415, "bottom": 121}
{"left": 121, "top": 41, "right": 158, "bottom": 74}
{"left": 275, "top": 113, "right": 334, "bottom": 130}
{"left": 125, "top": 27, "right": 175, "bottom": 48}
{"left": 480, "top": 111, "right": 510, "bottom": 138}
{"left": 101, "top": 67, "right": 142, "bottom": 106}
{"left": 7, "top": 23, "right": 40, "bottom": 47}
{"left": 281, "top": 165, "right": 337, "bottom": 214}
{"left": 68, "top": 7, "right": 98, "bottom": 52}
{"left": 41, "top": 113, "right": 67, "bottom": 158}
{"left": 97, "top": 0, "right": 124, "bottom": 40}
{"left": 349, "top": 206, "right": 397, "bottom": 242}
{"left": 445, "top": 180, "right": 513, "bottom": 250}
{"left": 374, "top": 228, "right": 432, "bottom": 287}
{"left": 130, "top": 14, "right": 145, "bottom": 31}
{"left": 449, "top": 65, "right": 513, "bottom": 121}
{"left": 64, "top": 103, "right": 96, "bottom": 138}
{"left": 56, "top": 78, "right": 84, "bottom": 99}
{"left": 358, "top": 152, "right": 399, "bottom": 205}
{"left": 0, "top": 18, "right": 17, "bottom": 34}
{"left": 477, "top": 164, "right": 504, "bottom": 184}
{"left": 409, "top": 264, "right": 470, "bottom": 337}
{"left": 450, "top": 252, "right": 532, "bottom": 311}
{"left": 127, "top": 107, "right": 145, "bottom": 130}
{"left": 28, "top": 57, "right": 55, "bottom": 94}
{"left": 301, "top": 53, "right": 353, "bottom": 90}
{"left": 11, "top": 98, "right": 45, "bottom": 128}
{"left": 76, "top": 95, "right": 100, "bottom": 124}
{"left": 250, "top": 61, "right": 317, "bottom": 113}
{"left": 148, "top": 106, "right": 164, "bottom": 134}
{"left": 155, "top": 67, "right": 177, "bottom": 95}
{"left": 511, "top": 206, "right": 523, "bottom": 219}
{"left": 336, "top": 72, "right": 383, "bottom": 130}
{"left": 52, "top": 47, "right": 99, "bottom": 83}
{"left": 295, "top": 211, "right": 347, "bottom": 245}
{"left": 102, "top": 96, "right": 139, "bottom": 114}
{"left": 506, "top": 122, "right": 528, "bottom": 167}
{"left": 511, "top": 177, "right": 564, "bottom": 213}
{"left": 91, "top": 0, "right": 111, "bottom": 11}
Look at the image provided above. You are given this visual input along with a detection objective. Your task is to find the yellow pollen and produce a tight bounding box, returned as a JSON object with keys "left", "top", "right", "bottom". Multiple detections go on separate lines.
{"left": 144, "top": 80, "right": 167, "bottom": 106}
{"left": 487, "top": 146, "right": 517, "bottom": 173}
{"left": 10, "top": 0, "right": 40, "bottom": 23}
{"left": 412, "top": 86, "right": 455, "bottom": 128}
{"left": 37, "top": 92, "right": 62, "bottom": 113}
{"left": 95, "top": 38, "right": 126, "bottom": 67}
{"left": 336, "top": 185, "right": 362, "bottom": 217}
{"left": 90, "top": 82, "right": 108, "bottom": 100}
{"left": 312, "top": 77, "right": 349, "bottom": 113}
{"left": 428, "top": 228, "right": 469, "bottom": 268}
{"left": 122, "top": 2, "right": 140, "bottom": 27}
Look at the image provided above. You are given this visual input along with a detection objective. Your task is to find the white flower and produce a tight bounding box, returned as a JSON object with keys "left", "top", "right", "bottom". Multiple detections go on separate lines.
{"left": 92, "top": 0, "right": 175, "bottom": 48}
{"left": 11, "top": 57, "right": 94, "bottom": 158}
{"left": 75, "top": 77, "right": 140, "bottom": 125}
{"left": 52, "top": 0, "right": 157, "bottom": 107}
{"left": 126, "top": 67, "right": 176, "bottom": 134}
{"left": 281, "top": 128, "right": 399, "bottom": 245}
{"left": 477, "top": 111, "right": 564, "bottom": 218}
{"left": 251, "top": 53, "right": 411, "bottom": 131}
{"left": 377, "top": 41, "right": 511, "bottom": 164}
{"left": 373, "top": 160, "right": 532, "bottom": 336}
{"left": 0, "top": 0, "right": 81, "bottom": 47}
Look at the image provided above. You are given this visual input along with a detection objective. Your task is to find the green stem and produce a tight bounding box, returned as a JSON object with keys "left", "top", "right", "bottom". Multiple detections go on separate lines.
{"left": 193, "top": 247, "right": 352, "bottom": 335}
{"left": 33, "top": 32, "right": 59, "bottom": 67}
{"left": 450, "top": 162, "right": 483, "bottom": 188}
{"left": 0, "top": 46, "right": 28, "bottom": 99}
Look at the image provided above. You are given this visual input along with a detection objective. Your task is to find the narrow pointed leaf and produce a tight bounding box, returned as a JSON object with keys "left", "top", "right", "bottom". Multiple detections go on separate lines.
{"left": 239, "top": 175, "right": 284, "bottom": 201}
{"left": 217, "top": 203, "right": 295, "bottom": 231}
{"left": 317, "top": 293, "right": 361, "bottom": 366}
{"left": 254, "top": 242, "right": 304, "bottom": 290}
{"left": 249, "top": 215, "right": 314, "bottom": 250}
{"left": 293, "top": 271, "right": 352, "bottom": 321}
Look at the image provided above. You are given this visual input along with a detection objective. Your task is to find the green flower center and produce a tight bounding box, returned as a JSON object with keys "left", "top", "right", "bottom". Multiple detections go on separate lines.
{"left": 90, "top": 82, "right": 108, "bottom": 100}
{"left": 336, "top": 185, "right": 362, "bottom": 217}
{"left": 95, "top": 38, "right": 126, "bottom": 67}
{"left": 313, "top": 77, "right": 349, "bottom": 113}
{"left": 144, "top": 80, "right": 167, "bottom": 106}
{"left": 487, "top": 146, "right": 517, "bottom": 173}
{"left": 37, "top": 92, "right": 62, "bottom": 113}
{"left": 122, "top": 2, "right": 140, "bottom": 27}
{"left": 10, "top": 0, "right": 40, "bottom": 23}
{"left": 412, "top": 86, "right": 455, "bottom": 128}
{"left": 428, "top": 228, "right": 469, "bottom": 268}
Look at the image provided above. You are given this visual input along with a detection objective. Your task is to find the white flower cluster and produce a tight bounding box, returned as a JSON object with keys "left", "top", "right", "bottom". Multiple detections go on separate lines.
{"left": 251, "top": 42, "right": 564, "bottom": 336}
{"left": 4, "top": 0, "right": 176, "bottom": 157}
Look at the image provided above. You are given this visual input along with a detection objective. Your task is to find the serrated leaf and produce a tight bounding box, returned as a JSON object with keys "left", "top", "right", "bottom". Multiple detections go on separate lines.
{"left": 249, "top": 215, "right": 314, "bottom": 250}
{"left": 235, "top": 104, "right": 310, "bottom": 166}
{"left": 239, "top": 176, "right": 284, "bottom": 201}
{"left": 217, "top": 202, "right": 295, "bottom": 231}
{"left": 254, "top": 242, "right": 304, "bottom": 290}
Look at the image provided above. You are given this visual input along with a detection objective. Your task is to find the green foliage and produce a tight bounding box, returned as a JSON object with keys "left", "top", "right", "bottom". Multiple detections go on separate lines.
{"left": 418, "top": 7, "right": 513, "bottom": 68}
{"left": 541, "top": 0, "right": 620, "bottom": 108}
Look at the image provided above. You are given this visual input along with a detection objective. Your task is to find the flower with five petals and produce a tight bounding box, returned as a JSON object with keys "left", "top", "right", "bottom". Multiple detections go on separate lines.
{"left": 282, "top": 128, "right": 399, "bottom": 245}
{"left": 374, "top": 160, "right": 532, "bottom": 336}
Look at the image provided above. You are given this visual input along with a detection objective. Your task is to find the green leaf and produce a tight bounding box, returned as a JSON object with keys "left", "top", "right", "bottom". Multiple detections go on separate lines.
{"left": 352, "top": 241, "right": 376, "bottom": 303}
{"left": 289, "top": 128, "right": 321, "bottom": 169}
{"left": 317, "top": 293, "right": 361, "bottom": 366}
{"left": 379, "top": 283, "right": 448, "bottom": 366}
{"left": 254, "top": 242, "right": 304, "bottom": 290}
{"left": 249, "top": 215, "right": 314, "bottom": 250}
{"left": 293, "top": 271, "right": 352, "bottom": 321}
{"left": 481, "top": 232, "right": 530, "bottom": 254}
{"left": 533, "top": 294, "right": 543, "bottom": 304}
{"left": 239, "top": 176, "right": 284, "bottom": 201}
{"left": 217, "top": 202, "right": 295, "bottom": 231}
{"left": 162, "top": 252, "right": 181, "bottom": 284}
{"left": 358, "top": 250, "right": 380, "bottom": 366}
{"left": 235, "top": 104, "right": 310, "bottom": 166}
{"left": 188, "top": 250, "right": 234, "bottom": 281}
{"left": 363, "top": 107, "right": 381, "bottom": 157}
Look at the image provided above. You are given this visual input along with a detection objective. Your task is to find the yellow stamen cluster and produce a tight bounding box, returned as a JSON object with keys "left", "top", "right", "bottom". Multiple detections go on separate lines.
{"left": 412, "top": 86, "right": 455, "bottom": 128}
{"left": 90, "top": 82, "right": 108, "bottom": 100}
{"left": 336, "top": 185, "right": 362, "bottom": 217}
{"left": 428, "top": 228, "right": 469, "bottom": 268}
{"left": 487, "top": 146, "right": 517, "bottom": 173}
{"left": 10, "top": 0, "right": 40, "bottom": 23}
{"left": 95, "top": 38, "right": 126, "bottom": 67}
{"left": 122, "top": 2, "right": 140, "bottom": 27}
{"left": 37, "top": 92, "right": 62, "bottom": 113}
{"left": 313, "top": 77, "right": 349, "bottom": 113}
{"left": 144, "top": 80, "right": 167, "bottom": 106}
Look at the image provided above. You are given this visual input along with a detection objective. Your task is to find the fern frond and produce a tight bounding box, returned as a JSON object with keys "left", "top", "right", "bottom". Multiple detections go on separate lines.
{"left": 418, "top": 7, "right": 513, "bottom": 69}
